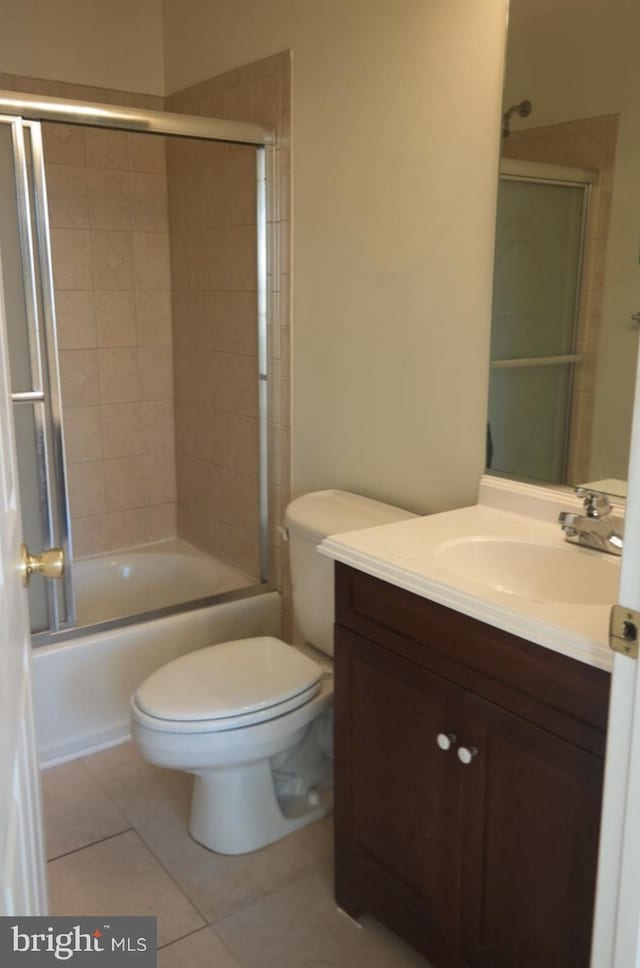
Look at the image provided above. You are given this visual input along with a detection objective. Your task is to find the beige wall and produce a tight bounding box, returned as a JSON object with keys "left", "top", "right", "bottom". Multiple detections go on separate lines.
{"left": 0, "top": 0, "right": 165, "bottom": 96}
{"left": 503, "top": 0, "right": 640, "bottom": 482}
{"left": 1, "top": 2, "right": 509, "bottom": 517}
{"left": 162, "top": 0, "right": 508, "bottom": 515}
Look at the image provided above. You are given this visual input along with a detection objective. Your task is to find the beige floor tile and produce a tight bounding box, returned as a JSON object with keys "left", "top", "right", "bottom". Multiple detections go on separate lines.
{"left": 82, "top": 742, "right": 334, "bottom": 923}
{"left": 215, "top": 868, "right": 430, "bottom": 968}
{"left": 158, "top": 927, "right": 241, "bottom": 968}
{"left": 48, "top": 830, "right": 205, "bottom": 947}
{"left": 41, "top": 759, "right": 130, "bottom": 860}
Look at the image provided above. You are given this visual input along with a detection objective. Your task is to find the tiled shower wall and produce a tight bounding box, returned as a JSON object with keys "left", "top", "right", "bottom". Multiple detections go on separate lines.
{"left": 2, "top": 62, "right": 291, "bottom": 597}
{"left": 167, "top": 52, "right": 291, "bottom": 589}
{"left": 44, "top": 122, "right": 176, "bottom": 557}
{"left": 166, "top": 137, "right": 260, "bottom": 576}
{"left": 0, "top": 76, "right": 177, "bottom": 558}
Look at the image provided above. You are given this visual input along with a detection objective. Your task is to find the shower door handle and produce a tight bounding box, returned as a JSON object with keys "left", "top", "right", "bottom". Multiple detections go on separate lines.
{"left": 20, "top": 543, "right": 64, "bottom": 587}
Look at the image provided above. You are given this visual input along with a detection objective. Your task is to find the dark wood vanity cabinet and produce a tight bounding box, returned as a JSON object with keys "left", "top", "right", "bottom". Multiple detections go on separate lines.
{"left": 333, "top": 564, "right": 610, "bottom": 968}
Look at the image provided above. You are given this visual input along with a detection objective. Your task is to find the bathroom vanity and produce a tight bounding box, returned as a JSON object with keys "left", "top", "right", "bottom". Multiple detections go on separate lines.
{"left": 322, "top": 481, "right": 617, "bottom": 968}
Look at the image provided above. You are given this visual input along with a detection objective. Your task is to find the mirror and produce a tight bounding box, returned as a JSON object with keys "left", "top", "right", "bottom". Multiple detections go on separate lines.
{"left": 486, "top": 0, "right": 638, "bottom": 498}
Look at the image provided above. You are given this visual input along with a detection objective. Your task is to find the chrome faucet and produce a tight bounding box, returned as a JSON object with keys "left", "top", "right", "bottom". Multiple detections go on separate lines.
{"left": 558, "top": 487, "right": 624, "bottom": 556}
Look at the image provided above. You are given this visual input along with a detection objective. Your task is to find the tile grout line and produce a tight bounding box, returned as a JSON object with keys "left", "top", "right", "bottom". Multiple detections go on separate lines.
{"left": 71, "top": 750, "right": 332, "bottom": 957}
{"left": 47, "top": 825, "right": 133, "bottom": 864}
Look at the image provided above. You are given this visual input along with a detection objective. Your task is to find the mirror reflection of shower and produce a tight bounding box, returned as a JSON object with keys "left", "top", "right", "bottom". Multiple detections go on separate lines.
{"left": 502, "top": 99, "right": 532, "bottom": 138}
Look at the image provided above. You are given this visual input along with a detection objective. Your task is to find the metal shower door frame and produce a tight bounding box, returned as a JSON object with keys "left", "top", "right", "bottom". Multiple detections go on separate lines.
{"left": 0, "top": 90, "right": 276, "bottom": 642}
{"left": 2, "top": 113, "right": 75, "bottom": 633}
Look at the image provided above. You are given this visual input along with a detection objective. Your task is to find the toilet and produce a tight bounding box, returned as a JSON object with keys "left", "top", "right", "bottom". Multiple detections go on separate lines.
{"left": 130, "top": 490, "right": 415, "bottom": 855}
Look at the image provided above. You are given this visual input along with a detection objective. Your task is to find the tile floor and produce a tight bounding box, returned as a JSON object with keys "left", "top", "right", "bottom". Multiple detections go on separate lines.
{"left": 42, "top": 742, "right": 431, "bottom": 966}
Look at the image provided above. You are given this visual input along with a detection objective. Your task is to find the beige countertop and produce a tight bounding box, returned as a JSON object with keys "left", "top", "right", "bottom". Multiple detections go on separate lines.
{"left": 320, "top": 484, "right": 621, "bottom": 672}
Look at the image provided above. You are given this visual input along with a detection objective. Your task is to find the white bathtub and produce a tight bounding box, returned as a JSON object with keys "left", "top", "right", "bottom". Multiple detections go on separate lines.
{"left": 32, "top": 542, "right": 280, "bottom": 766}
{"left": 73, "top": 539, "right": 252, "bottom": 626}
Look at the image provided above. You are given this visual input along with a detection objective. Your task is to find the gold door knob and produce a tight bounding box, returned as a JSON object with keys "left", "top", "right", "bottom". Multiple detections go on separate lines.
{"left": 20, "top": 543, "right": 64, "bottom": 587}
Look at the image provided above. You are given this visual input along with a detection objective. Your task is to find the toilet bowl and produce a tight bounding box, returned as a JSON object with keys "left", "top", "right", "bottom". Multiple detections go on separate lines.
{"left": 131, "top": 490, "right": 415, "bottom": 855}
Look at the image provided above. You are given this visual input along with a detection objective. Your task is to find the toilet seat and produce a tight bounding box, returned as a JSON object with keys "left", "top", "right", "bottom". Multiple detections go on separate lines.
{"left": 132, "top": 636, "right": 324, "bottom": 733}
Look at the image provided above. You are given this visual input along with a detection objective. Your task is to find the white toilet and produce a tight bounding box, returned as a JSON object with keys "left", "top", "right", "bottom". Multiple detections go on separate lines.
{"left": 130, "top": 490, "right": 415, "bottom": 855}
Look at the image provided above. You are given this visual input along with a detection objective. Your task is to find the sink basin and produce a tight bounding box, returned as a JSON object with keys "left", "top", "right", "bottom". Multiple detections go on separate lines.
{"left": 435, "top": 536, "right": 620, "bottom": 605}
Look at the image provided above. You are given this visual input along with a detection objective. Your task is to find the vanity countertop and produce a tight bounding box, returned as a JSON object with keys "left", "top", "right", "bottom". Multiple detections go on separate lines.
{"left": 320, "top": 499, "right": 619, "bottom": 672}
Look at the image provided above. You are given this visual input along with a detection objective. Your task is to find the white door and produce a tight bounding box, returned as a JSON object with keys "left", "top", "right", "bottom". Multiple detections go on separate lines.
{"left": 0, "top": 254, "right": 47, "bottom": 914}
{"left": 591, "top": 355, "right": 640, "bottom": 966}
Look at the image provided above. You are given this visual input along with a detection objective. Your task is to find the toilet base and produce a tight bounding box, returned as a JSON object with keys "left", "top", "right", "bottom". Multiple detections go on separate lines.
{"left": 189, "top": 757, "right": 332, "bottom": 855}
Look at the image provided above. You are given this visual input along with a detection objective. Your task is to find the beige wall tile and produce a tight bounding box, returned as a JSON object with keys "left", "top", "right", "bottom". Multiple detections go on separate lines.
{"left": 87, "top": 168, "right": 131, "bottom": 231}
{"left": 138, "top": 345, "right": 173, "bottom": 400}
{"left": 59, "top": 349, "right": 101, "bottom": 406}
{"left": 174, "top": 399, "right": 198, "bottom": 456}
{"left": 205, "top": 291, "right": 257, "bottom": 355}
{"left": 64, "top": 406, "right": 103, "bottom": 463}
{"left": 67, "top": 460, "right": 106, "bottom": 517}
{"left": 139, "top": 400, "right": 175, "bottom": 454}
{"left": 51, "top": 229, "right": 93, "bottom": 290}
{"left": 91, "top": 230, "right": 134, "bottom": 290}
{"left": 142, "top": 452, "right": 177, "bottom": 505}
{"left": 104, "top": 455, "right": 148, "bottom": 510}
{"left": 95, "top": 291, "right": 136, "bottom": 347}
{"left": 191, "top": 406, "right": 227, "bottom": 465}
{"left": 130, "top": 172, "right": 169, "bottom": 232}
{"left": 41, "top": 115, "right": 178, "bottom": 560}
{"left": 135, "top": 290, "right": 172, "bottom": 345}
{"left": 222, "top": 84, "right": 252, "bottom": 121}
{"left": 223, "top": 470, "right": 259, "bottom": 530}
{"left": 46, "top": 165, "right": 90, "bottom": 229}
{"left": 209, "top": 352, "right": 258, "bottom": 417}
{"left": 133, "top": 232, "right": 171, "bottom": 290}
{"left": 251, "top": 74, "right": 281, "bottom": 128}
{"left": 55, "top": 291, "right": 96, "bottom": 349}
{"left": 142, "top": 503, "right": 177, "bottom": 542}
{"left": 105, "top": 508, "right": 147, "bottom": 549}
{"left": 225, "top": 413, "right": 259, "bottom": 477}
{"left": 42, "top": 122, "right": 86, "bottom": 167}
{"left": 98, "top": 348, "right": 139, "bottom": 403}
{"left": 202, "top": 228, "right": 227, "bottom": 289}
{"left": 226, "top": 225, "right": 258, "bottom": 291}
{"left": 85, "top": 128, "right": 129, "bottom": 170}
{"left": 172, "top": 289, "right": 207, "bottom": 347}
{"left": 225, "top": 146, "right": 257, "bottom": 226}
{"left": 128, "top": 133, "right": 166, "bottom": 173}
{"left": 102, "top": 403, "right": 142, "bottom": 458}
{"left": 70, "top": 513, "right": 109, "bottom": 557}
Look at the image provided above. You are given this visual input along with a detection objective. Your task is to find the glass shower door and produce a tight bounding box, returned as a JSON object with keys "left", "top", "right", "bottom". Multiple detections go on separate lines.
{"left": 0, "top": 116, "right": 74, "bottom": 633}
{"left": 488, "top": 175, "right": 588, "bottom": 483}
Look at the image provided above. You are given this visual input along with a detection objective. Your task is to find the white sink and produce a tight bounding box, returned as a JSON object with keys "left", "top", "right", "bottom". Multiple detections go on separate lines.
{"left": 435, "top": 536, "right": 620, "bottom": 605}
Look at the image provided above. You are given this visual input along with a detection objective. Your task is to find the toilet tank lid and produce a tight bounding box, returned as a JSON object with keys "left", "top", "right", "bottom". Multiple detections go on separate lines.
{"left": 284, "top": 489, "right": 416, "bottom": 543}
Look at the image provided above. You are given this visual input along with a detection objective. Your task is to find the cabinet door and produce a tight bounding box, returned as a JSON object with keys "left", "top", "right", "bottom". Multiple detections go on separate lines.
{"left": 334, "top": 626, "right": 463, "bottom": 948}
{"left": 460, "top": 692, "right": 603, "bottom": 968}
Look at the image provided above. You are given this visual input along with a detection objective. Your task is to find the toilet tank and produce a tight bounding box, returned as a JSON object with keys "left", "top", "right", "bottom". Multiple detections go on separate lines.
{"left": 284, "top": 490, "right": 416, "bottom": 656}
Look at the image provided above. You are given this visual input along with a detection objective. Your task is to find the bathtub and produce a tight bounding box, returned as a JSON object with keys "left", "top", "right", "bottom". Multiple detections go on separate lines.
{"left": 32, "top": 541, "right": 280, "bottom": 767}
{"left": 72, "top": 539, "right": 252, "bottom": 626}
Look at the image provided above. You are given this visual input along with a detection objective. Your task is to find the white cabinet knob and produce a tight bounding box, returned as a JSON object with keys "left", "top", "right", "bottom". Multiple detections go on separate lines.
{"left": 457, "top": 746, "right": 479, "bottom": 765}
{"left": 436, "top": 733, "right": 457, "bottom": 751}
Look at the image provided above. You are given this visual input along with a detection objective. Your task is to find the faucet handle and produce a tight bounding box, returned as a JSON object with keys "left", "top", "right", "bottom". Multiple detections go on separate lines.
{"left": 558, "top": 510, "right": 578, "bottom": 534}
{"left": 575, "top": 487, "right": 611, "bottom": 518}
